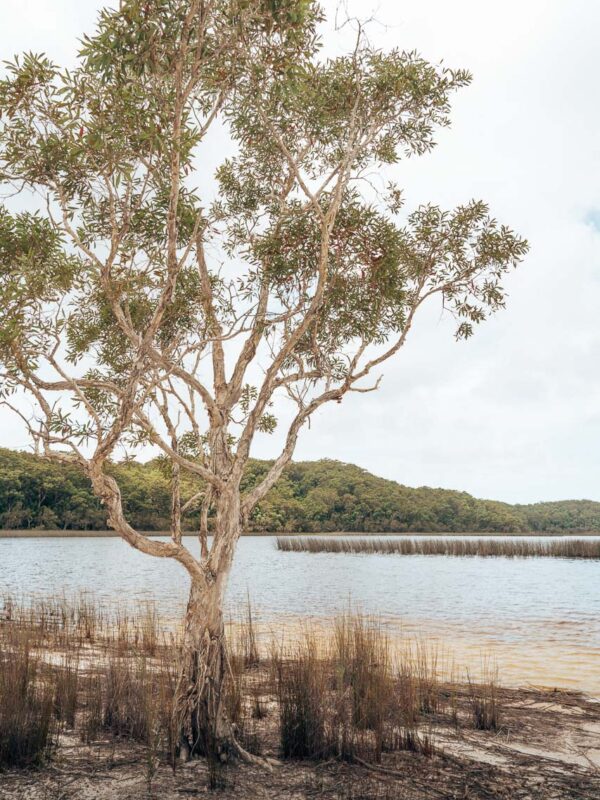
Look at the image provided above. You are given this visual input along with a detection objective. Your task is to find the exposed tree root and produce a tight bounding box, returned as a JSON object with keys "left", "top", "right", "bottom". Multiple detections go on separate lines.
{"left": 230, "top": 736, "right": 281, "bottom": 770}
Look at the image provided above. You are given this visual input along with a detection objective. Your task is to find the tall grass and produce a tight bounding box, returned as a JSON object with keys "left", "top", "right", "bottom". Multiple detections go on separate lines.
{"left": 276, "top": 616, "right": 438, "bottom": 763}
{"left": 468, "top": 661, "right": 500, "bottom": 731}
{"left": 53, "top": 652, "right": 79, "bottom": 728}
{"left": 333, "top": 615, "right": 392, "bottom": 733}
{"left": 276, "top": 536, "right": 600, "bottom": 559}
{"left": 0, "top": 629, "right": 57, "bottom": 768}
{"left": 0, "top": 593, "right": 174, "bottom": 768}
{"left": 239, "top": 593, "right": 260, "bottom": 669}
{"left": 0, "top": 592, "right": 504, "bottom": 775}
{"left": 276, "top": 634, "right": 331, "bottom": 759}
{"left": 0, "top": 592, "right": 164, "bottom": 654}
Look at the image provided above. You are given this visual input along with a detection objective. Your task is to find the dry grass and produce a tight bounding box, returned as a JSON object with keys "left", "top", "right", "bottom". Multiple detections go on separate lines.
{"left": 0, "top": 593, "right": 176, "bottom": 769}
{"left": 276, "top": 535, "right": 600, "bottom": 559}
{"left": 276, "top": 634, "right": 332, "bottom": 759}
{"left": 275, "top": 615, "right": 441, "bottom": 764}
{"left": 0, "top": 592, "right": 166, "bottom": 654}
{"left": 0, "top": 628, "right": 57, "bottom": 768}
{"left": 468, "top": 661, "right": 500, "bottom": 731}
{"left": 0, "top": 592, "right": 505, "bottom": 780}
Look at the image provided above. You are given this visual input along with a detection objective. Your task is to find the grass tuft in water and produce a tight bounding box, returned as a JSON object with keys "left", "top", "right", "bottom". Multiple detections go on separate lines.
{"left": 276, "top": 536, "right": 600, "bottom": 559}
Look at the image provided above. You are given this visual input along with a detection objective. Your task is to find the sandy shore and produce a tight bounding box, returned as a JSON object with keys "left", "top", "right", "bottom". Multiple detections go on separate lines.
{"left": 1, "top": 596, "right": 599, "bottom": 799}
{"left": 1, "top": 684, "right": 599, "bottom": 800}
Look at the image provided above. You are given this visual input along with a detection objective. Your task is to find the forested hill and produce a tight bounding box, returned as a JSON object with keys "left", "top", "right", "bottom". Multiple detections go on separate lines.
{"left": 1, "top": 447, "right": 599, "bottom": 533}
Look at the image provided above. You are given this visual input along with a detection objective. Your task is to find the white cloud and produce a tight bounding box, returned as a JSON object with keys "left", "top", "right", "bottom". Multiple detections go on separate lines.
{"left": 1, "top": 0, "right": 599, "bottom": 503}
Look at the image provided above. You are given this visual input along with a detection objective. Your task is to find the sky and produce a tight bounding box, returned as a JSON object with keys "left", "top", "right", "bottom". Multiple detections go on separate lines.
{"left": 1, "top": 1, "right": 600, "bottom": 504}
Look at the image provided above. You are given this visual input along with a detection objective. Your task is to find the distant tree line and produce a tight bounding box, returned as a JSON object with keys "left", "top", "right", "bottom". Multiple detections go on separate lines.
{"left": 0, "top": 447, "right": 599, "bottom": 533}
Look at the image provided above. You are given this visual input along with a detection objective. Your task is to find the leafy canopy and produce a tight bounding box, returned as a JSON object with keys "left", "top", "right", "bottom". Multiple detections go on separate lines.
{"left": 0, "top": 1, "right": 527, "bottom": 548}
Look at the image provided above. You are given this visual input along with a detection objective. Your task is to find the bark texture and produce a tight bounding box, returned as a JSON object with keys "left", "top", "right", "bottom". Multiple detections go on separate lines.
{"left": 176, "top": 578, "right": 232, "bottom": 761}
{"left": 174, "top": 491, "right": 246, "bottom": 764}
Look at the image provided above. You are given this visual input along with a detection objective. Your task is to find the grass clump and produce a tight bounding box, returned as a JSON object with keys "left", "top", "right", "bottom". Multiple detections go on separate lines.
{"left": 276, "top": 635, "right": 330, "bottom": 759}
{"left": 468, "top": 663, "right": 500, "bottom": 731}
{"left": 275, "top": 616, "right": 439, "bottom": 764}
{"left": 53, "top": 652, "right": 79, "bottom": 729}
{"left": 0, "top": 631, "right": 57, "bottom": 768}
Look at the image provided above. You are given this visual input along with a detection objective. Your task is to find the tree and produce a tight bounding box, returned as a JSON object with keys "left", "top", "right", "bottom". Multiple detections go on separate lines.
{"left": 0, "top": 0, "right": 527, "bottom": 766}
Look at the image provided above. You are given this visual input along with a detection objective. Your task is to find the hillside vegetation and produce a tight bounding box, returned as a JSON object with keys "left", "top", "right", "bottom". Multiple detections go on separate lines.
{"left": 0, "top": 447, "right": 599, "bottom": 533}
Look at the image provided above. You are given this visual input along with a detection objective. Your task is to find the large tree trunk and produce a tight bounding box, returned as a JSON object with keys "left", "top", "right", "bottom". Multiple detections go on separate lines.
{"left": 174, "top": 488, "right": 249, "bottom": 765}
{"left": 175, "top": 577, "right": 233, "bottom": 762}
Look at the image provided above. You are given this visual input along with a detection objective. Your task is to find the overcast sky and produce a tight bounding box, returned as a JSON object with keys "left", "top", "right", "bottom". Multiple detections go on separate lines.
{"left": 1, "top": 1, "right": 600, "bottom": 504}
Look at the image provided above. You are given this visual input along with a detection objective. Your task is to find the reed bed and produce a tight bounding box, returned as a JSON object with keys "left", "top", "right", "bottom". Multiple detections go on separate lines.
{"left": 0, "top": 593, "right": 178, "bottom": 769}
{"left": 276, "top": 535, "right": 600, "bottom": 559}
{"left": 0, "top": 592, "right": 168, "bottom": 653}
{"left": 0, "top": 593, "right": 502, "bottom": 778}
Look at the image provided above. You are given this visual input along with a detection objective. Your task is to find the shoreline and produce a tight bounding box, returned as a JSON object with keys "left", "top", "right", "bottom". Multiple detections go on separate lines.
{"left": 3, "top": 528, "right": 600, "bottom": 538}
{"left": 245, "top": 615, "right": 600, "bottom": 697}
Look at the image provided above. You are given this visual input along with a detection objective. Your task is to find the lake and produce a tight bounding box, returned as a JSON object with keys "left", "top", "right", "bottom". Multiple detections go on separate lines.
{"left": 1, "top": 533, "right": 599, "bottom": 693}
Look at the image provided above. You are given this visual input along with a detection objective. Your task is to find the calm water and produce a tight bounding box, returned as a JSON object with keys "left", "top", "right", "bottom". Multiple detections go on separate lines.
{"left": 1, "top": 534, "right": 599, "bottom": 691}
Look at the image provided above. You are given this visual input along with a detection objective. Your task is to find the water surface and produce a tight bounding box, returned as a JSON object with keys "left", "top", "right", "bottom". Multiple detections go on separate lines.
{"left": 1, "top": 534, "right": 598, "bottom": 692}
